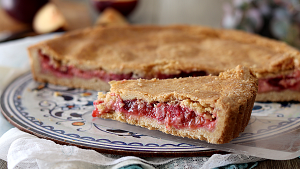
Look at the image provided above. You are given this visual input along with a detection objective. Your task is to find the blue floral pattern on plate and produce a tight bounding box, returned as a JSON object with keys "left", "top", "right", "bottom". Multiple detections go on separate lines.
{"left": 1, "top": 73, "right": 300, "bottom": 155}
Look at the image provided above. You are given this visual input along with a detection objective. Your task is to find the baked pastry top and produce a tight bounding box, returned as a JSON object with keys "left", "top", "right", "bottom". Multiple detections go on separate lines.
{"left": 29, "top": 25, "right": 299, "bottom": 78}
{"left": 93, "top": 66, "right": 258, "bottom": 144}
{"left": 108, "top": 65, "right": 258, "bottom": 105}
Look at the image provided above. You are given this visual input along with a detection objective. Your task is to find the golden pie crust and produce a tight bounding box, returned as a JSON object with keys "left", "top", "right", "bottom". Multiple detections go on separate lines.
{"left": 27, "top": 25, "right": 300, "bottom": 100}
{"left": 29, "top": 25, "right": 299, "bottom": 77}
{"left": 94, "top": 66, "right": 258, "bottom": 144}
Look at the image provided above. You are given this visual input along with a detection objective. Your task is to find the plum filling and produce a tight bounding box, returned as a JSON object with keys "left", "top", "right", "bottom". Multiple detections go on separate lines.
{"left": 38, "top": 50, "right": 207, "bottom": 82}
{"left": 39, "top": 50, "right": 300, "bottom": 93}
{"left": 258, "top": 69, "right": 300, "bottom": 93}
{"left": 93, "top": 95, "right": 217, "bottom": 131}
{"left": 39, "top": 51, "right": 133, "bottom": 82}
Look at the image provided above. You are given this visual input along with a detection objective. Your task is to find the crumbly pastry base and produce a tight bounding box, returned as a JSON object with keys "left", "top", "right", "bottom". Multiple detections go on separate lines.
{"left": 34, "top": 73, "right": 110, "bottom": 91}
{"left": 256, "top": 90, "right": 300, "bottom": 102}
{"left": 98, "top": 93, "right": 255, "bottom": 144}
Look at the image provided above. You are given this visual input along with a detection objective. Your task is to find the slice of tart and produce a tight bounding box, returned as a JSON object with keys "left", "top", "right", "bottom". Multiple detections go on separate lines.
{"left": 92, "top": 66, "right": 258, "bottom": 144}
{"left": 27, "top": 25, "right": 300, "bottom": 101}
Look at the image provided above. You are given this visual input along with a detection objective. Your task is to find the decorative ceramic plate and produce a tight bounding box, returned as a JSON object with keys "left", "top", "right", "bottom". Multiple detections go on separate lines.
{"left": 1, "top": 72, "right": 300, "bottom": 157}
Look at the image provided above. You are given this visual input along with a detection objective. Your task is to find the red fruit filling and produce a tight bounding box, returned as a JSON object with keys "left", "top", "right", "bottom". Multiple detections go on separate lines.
{"left": 39, "top": 50, "right": 300, "bottom": 93}
{"left": 93, "top": 95, "right": 217, "bottom": 131}
{"left": 39, "top": 51, "right": 133, "bottom": 82}
{"left": 258, "top": 69, "right": 300, "bottom": 93}
{"left": 39, "top": 50, "right": 207, "bottom": 82}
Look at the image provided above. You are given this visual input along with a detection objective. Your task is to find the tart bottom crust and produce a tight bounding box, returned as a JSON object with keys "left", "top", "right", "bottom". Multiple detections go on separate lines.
{"left": 34, "top": 71, "right": 300, "bottom": 102}
{"left": 32, "top": 66, "right": 300, "bottom": 102}
{"left": 33, "top": 73, "right": 111, "bottom": 91}
{"left": 256, "top": 90, "right": 300, "bottom": 102}
{"left": 29, "top": 44, "right": 299, "bottom": 101}
{"left": 98, "top": 94, "right": 255, "bottom": 144}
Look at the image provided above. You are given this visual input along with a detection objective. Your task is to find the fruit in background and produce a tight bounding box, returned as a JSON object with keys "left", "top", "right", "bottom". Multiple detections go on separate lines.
{"left": 33, "top": 2, "right": 66, "bottom": 34}
{"left": 95, "top": 8, "right": 128, "bottom": 26}
{"left": 33, "top": 1, "right": 92, "bottom": 34}
{"left": 0, "top": 0, "right": 48, "bottom": 23}
{"left": 91, "top": 0, "right": 138, "bottom": 16}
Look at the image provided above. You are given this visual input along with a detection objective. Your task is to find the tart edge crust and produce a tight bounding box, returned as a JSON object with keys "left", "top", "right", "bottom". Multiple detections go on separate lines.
{"left": 97, "top": 92, "right": 255, "bottom": 144}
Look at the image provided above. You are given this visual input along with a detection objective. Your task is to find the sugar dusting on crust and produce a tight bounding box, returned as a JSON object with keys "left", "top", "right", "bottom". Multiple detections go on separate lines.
{"left": 219, "top": 65, "right": 255, "bottom": 80}
{"left": 28, "top": 25, "right": 300, "bottom": 77}
{"left": 108, "top": 65, "right": 258, "bottom": 106}
{"left": 218, "top": 65, "right": 258, "bottom": 98}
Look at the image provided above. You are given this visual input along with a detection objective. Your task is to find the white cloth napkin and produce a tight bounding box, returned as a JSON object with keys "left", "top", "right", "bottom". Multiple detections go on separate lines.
{"left": 0, "top": 128, "right": 263, "bottom": 169}
{"left": 0, "top": 128, "right": 156, "bottom": 169}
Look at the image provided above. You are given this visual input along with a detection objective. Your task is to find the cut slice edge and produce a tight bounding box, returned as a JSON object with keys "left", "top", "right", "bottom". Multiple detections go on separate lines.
{"left": 92, "top": 66, "right": 258, "bottom": 144}
{"left": 93, "top": 92, "right": 256, "bottom": 144}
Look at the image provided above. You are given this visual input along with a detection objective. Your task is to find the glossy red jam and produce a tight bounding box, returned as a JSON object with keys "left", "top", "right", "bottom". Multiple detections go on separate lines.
{"left": 93, "top": 95, "right": 217, "bottom": 131}
{"left": 39, "top": 51, "right": 207, "bottom": 82}
{"left": 258, "top": 70, "right": 300, "bottom": 93}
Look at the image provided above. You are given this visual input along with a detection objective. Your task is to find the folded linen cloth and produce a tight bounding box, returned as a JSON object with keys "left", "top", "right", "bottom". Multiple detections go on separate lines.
{"left": 0, "top": 128, "right": 263, "bottom": 169}
{"left": 0, "top": 128, "right": 157, "bottom": 169}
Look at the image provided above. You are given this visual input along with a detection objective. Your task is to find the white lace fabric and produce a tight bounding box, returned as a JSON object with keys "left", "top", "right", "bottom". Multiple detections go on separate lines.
{"left": 0, "top": 128, "right": 264, "bottom": 169}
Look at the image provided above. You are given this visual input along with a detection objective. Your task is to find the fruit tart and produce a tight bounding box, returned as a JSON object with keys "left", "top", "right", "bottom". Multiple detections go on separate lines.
{"left": 27, "top": 25, "right": 300, "bottom": 101}
{"left": 92, "top": 66, "right": 258, "bottom": 144}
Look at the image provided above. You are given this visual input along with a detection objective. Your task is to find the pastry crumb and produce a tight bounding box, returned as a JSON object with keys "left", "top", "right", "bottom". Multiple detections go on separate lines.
{"left": 37, "top": 84, "right": 45, "bottom": 90}
{"left": 80, "top": 92, "right": 92, "bottom": 97}
{"left": 67, "top": 105, "right": 74, "bottom": 109}
{"left": 53, "top": 91, "right": 62, "bottom": 96}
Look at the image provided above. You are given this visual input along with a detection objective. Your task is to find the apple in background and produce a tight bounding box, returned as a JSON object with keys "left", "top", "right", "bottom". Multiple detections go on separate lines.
{"left": 33, "top": 2, "right": 66, "bottom": 34}
{"left": 91, "top": 0, "right": 138, "bottom": 16}
{"left": 0, "top": 0, "right": 48, "bottom": 23}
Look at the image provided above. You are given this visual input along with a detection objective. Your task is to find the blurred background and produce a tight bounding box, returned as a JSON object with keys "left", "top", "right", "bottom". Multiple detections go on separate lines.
{"left": 0, "top": 0, "right": 299, "bottom": 48}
